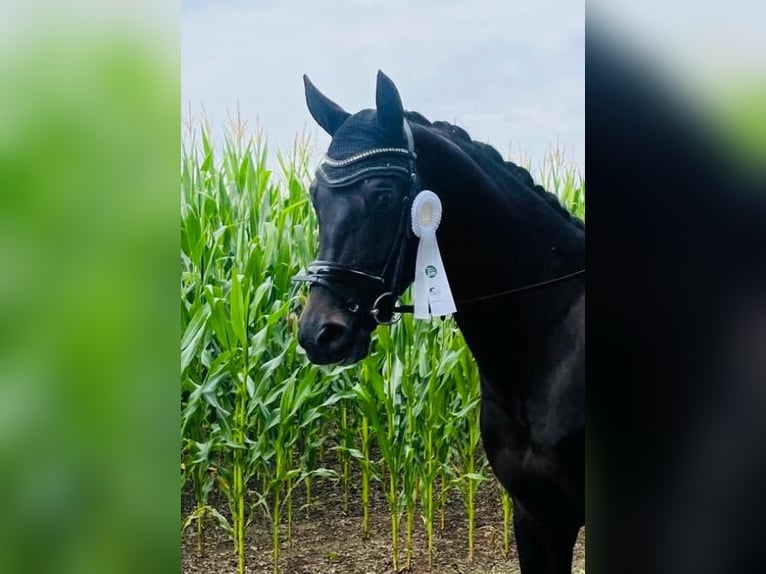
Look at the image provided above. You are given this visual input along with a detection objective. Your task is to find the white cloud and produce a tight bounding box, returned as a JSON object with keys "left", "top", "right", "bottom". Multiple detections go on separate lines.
{"left": 182, "top": 0, "right": 584, "bottom": 171}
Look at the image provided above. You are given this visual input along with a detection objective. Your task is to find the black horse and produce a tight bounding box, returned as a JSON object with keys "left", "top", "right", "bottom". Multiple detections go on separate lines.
{"left": 296, "top": 71, "right": 585, "bottom": 574}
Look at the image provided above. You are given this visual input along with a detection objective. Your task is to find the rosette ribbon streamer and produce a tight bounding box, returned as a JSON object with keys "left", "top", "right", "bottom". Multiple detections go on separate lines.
{"left": 411, "top": 190, "right": 457, "bottom": 319}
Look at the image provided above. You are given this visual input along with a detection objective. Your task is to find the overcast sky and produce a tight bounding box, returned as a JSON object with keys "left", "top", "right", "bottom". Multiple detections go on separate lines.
{"left": 182, "top": 0, "right": 584, "bottom": 172}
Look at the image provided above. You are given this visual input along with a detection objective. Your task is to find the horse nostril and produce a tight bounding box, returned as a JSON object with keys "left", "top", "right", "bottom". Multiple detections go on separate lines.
{"left": 316, "top": 322, "right": 349, "bottom": 349}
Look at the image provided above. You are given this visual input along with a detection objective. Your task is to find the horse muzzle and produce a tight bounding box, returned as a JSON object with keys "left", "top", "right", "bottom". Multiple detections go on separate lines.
{"left": 297, "top": 296, "right": 373, "bottom": 365}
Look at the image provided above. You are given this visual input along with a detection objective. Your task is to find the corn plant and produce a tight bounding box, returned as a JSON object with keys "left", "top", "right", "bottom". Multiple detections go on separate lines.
{"left": 353, "top": 355, "right": 405, "bottom": 570}
{"left": 415, "top": 319, "right": 460, "bottom": 566}
{"left": 501, "top": 488, "right": 513, "bottom": 555}
{"left": 397, "top": 315, "right": 423, "bottom": 569}
{"left": 451, "top": 344, "right": 487, "bottom": 562}
{"left": 181, "top": 117, "right": 585, "bottom": 572}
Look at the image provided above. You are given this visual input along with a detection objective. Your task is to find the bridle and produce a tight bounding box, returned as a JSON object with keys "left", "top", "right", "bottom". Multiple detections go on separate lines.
{"left": 292, "top": 120, "right": 420, "bottom": 325}
{"left": 293, "top": 120, "right": 586, "bottom": 325}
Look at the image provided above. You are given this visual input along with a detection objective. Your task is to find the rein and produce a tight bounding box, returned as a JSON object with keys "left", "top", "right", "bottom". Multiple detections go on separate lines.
{"left": 393, "top": 268, "right": 586, "bottom": 315}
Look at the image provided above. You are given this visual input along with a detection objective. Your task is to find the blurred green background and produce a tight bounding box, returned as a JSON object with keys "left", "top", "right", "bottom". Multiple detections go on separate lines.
{"left": 0, "top": 1, "right": 762, "bottom": 573}
{"left": 0, "top": 2, "right": 179, "bottom": 573}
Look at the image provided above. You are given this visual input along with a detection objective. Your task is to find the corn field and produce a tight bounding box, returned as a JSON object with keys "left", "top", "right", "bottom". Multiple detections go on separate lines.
{"left": 180, "top": 119, "right": 585, "bottom": 574}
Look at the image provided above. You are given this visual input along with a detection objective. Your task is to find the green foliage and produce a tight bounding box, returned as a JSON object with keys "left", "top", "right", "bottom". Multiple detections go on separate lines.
{"left": 181, "top": 120, "right": 584, "bottom": 573}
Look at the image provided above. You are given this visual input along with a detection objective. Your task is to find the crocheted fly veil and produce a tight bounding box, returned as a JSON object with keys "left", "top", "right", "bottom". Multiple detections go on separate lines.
{"left": 304, "top": 71, "right": 415, "bottom": 187}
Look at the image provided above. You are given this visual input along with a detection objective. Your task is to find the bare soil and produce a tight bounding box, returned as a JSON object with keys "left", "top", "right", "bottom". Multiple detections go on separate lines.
{"left": 182, "top": 470, "right": 585, "bottom": 574}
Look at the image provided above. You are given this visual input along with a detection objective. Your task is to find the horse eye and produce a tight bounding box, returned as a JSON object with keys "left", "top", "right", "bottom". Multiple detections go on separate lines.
{"left": 375, "top": 190, "right": 394, "bottom": 209}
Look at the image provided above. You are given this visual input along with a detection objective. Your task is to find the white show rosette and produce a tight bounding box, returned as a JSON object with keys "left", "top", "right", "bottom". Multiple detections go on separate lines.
{"left": 411, "top": 190, "right": 457, "bottom": 319}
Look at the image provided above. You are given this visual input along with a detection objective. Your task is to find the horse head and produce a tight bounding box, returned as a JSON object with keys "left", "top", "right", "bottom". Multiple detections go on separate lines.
{"left": 296, "top": 71, "right": 418, "bottom": 364}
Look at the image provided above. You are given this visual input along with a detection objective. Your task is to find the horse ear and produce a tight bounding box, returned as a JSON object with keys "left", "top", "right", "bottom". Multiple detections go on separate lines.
{"left": 375, "top": 70, "right": 404, "bottom": 139}
{"left": 303, "top": 74, "right": 350, "bottom": 136}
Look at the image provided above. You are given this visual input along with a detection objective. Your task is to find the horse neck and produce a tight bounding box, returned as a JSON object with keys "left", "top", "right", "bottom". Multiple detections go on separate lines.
{"left": 413, "top": 125, "right": 585, "bottom": 378}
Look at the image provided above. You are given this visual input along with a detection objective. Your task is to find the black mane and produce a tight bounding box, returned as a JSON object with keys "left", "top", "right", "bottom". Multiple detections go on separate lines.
{"left": 405, "top": 111, "right": 585, "bottom": 231}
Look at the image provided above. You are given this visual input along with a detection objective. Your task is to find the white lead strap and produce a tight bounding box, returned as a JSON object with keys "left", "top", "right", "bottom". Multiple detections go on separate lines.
{"left": 411, "top": 190, "right": 456, "bottom": 319}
